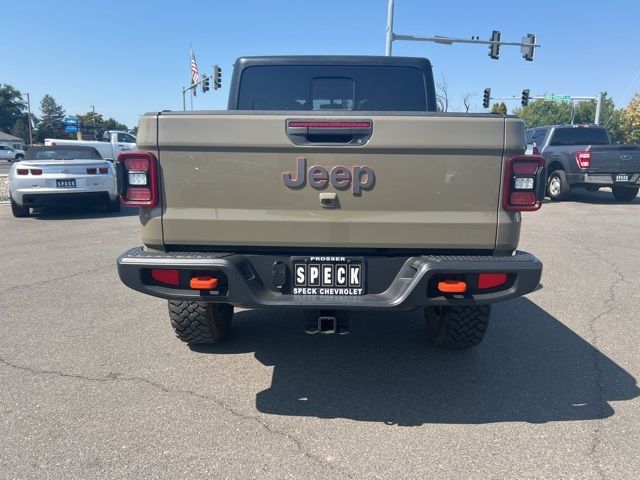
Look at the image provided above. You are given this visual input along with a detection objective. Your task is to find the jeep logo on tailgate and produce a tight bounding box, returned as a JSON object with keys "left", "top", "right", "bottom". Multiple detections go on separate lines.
{"left": 283, "top": 157, "right": 375, "bottom": 195}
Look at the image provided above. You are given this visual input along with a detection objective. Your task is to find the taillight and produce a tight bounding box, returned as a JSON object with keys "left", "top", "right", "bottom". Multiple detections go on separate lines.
{"left": 151, "top": 269, "right": 180, "bottom": 286}
{"left": 576, "top": 151, "right": 591, "bottom": 169}
{"left": 17, "top": 168, "right": 28, "bottom": 175}
{"left": 503, "top": 155, "right": 545, "bottom": 212}
{"left": 86, "top": 168, "right": 97, "bottom": 174}
{"left": 99, "top": 167, "right": 109, "bottom": 174}
{"left": 116, "top": 152, "right": 158, "bottom": 207}
{"left": 30, "top": 169, "right": 42, "bottom": 175}
{"left": 478, "top": 273, "right": 508, "bottom": 290}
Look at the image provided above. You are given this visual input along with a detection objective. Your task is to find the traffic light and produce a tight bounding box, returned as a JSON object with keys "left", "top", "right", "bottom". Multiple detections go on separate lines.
{"left": 202, "top": 75, "right": 210, "bottom": 93}
{"left": 521, "top": 34, "right": 536, "bottom": 61}
{"left": 483, "top": 88, "right": 491, "bottom": 109}
{"left": 488, "top": 30, "right": 501, "bottom": 59}
{"left": 521, "top": 89, "right": 530, "bottom": 107}
{"left": 213, "top": 65, "right": 222, "bottom": 90}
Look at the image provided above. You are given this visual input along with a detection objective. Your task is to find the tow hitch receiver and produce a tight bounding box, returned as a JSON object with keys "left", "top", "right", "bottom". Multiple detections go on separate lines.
{"left": 305, "top": 311, "right": 350, "bottom": 335}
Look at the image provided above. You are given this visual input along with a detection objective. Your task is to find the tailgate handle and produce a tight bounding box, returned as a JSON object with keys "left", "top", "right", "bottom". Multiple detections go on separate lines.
{"left": 286, "top": 120, "right": 372, "bottom": 146}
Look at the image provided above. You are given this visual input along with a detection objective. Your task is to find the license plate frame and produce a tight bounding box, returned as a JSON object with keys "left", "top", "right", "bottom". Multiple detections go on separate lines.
{"left": 291, "top": 256, "right": 365, "bottom": 296}
{"left": 56, "top": 178, "right": 77, "bottom": 188}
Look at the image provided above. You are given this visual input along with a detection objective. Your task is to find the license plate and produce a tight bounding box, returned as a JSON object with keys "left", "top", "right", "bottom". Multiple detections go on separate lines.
{"left": 615, "top": 174, "right": 629, "bottom": 182}
{"left": 292, "top": 257, "right": 365, "bottom": 295}
{"left": 56, "top": 179, "right": 76, "bottom": 188}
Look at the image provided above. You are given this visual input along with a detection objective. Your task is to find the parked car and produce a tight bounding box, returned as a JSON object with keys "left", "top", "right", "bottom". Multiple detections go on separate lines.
{"left": 9, "top": 145, "right": 120, "bottom": 217}
{"left": 0, "top": 145, "right": 25, "bottom": 162}
{"left": 116, "top": 55, "right": 544, "bottom": 350}
{"left": 525, "top": 124, "right": 640, "bottom": 201}
{"left": 45, "top": 130, "right": 137, "bottom": 162}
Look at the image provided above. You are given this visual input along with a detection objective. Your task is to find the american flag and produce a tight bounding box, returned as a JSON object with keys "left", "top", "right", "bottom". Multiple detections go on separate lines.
{"left": 191, "top": 49, "right": 199, "bottom": 96}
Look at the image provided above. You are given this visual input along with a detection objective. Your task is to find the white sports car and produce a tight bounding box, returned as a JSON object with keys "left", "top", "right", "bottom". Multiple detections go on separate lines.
{"left": 9, "top": 145, "right": 120, "bottom": 217}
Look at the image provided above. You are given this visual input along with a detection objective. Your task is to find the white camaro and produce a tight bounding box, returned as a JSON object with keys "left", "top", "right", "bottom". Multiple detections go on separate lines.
{"left": 9, "top": 145, "right": 120, "bottom": 217}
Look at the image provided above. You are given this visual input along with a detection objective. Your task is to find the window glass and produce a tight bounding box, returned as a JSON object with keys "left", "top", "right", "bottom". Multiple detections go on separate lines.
{"left": 25, "top": 147, "right": 102, "bottom": 160}
{"left": 531, "top": 129, "right": 547, "bottom": 146}
{"left": 118, "top": 133, "right": 136, "bottom": 143}
{"left": 549, "top": 128, "right": 610, "bottom": 146}
{"left": 238, "top": 65, "right": 427, "bottom": 111}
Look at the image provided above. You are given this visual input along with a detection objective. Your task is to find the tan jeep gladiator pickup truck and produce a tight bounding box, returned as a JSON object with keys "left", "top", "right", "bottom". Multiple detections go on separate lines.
{"left": 116, "top": 56, "right": 544, "bottom": 349}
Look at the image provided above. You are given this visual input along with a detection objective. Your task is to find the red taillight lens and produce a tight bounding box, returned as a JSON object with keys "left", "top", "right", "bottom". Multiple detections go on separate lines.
{"left": 117, "top": 152, "right": 158, "bottom": 207}
{"left": 124, "top": 157, "right": 150, "bottom": 171}
{"left": 503, "top": 155, "right": 545, "bottom": 212}
{"left": 30, "top": 169, "right": 42, "bottom": 175}
{"left": 576, "top": 151, "right": 591, "bottom": 169}
{"left": 478, "top": 273, "right": 508, "bottom": 290}
{"left": 99, "top": 167, "right": 109, "bottom": 174}
{"left": 17, "top": 168, "right": 28, "bottom": 175}
{"left": 151, "top": 269, "right": 180, "bottom": 286}
{"left": 126, "top": 187, "right": 152, "bottom": 201}
{"left": 86, "top": 168, "right": 97, "bottom": 174}
{"left": 510, "top": 191, "right": 536, "bottom": 206}
{"left": 512, "top": 161, "right": 539, "bottom": 175}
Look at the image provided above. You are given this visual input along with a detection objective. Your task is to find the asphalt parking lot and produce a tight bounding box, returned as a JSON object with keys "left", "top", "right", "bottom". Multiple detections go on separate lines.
{"left": 1, "top": 190, "right": 639, "bottom": 479}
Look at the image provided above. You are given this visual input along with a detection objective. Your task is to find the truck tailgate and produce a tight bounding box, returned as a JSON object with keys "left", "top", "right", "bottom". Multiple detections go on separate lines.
{"left": 148, "top": 113, "right": 517, "bottom": 250}
{"left": 589, "top": 145, "right": 640, "bottom": 173}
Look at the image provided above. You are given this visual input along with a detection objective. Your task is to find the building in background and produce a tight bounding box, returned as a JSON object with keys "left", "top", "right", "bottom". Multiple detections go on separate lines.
{"left": 0, "top": 131, "right": 24, "bottom": 150}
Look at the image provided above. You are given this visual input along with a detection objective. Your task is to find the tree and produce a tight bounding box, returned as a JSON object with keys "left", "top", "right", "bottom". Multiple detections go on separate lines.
{"left": 513, "top": 99, "right": 573, "bottom": 128}
{"left": 35, "top": 94, "right": 65, "bottom": 142}
{"left": 436, "top": 74, "right": 449, "bottom": 112}
{"left": 620, "top": 93, "right": 640, "bottom": 144}
{"left": 0, "top": 84, "right": 26, "bottom": 133}
{"left": 76, "top": 110, "right": 128, "bottom": 139}
{"left": 10, "top": 115, "right": 30, "bottom": 142}
{"left": 491, "top": 102, "right": 508, "bottom": 115}
{"left": 462, "top": 92, "right": 476, "bottom": 113}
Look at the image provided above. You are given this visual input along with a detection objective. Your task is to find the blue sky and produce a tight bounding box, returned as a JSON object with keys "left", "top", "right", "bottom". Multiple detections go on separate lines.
{"left": 4, "top": 0, "right": 640, "bottom": 128}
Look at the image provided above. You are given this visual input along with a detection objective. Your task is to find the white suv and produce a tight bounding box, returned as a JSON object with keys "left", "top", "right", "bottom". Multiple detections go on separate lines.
{"left": 0, "top": 145, "right": 25, "bottom": 162}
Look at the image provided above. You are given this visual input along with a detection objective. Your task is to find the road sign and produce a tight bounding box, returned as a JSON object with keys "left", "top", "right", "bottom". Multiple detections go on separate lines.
{"left": 64, "top": 116, "right": 79, "bottom": 126}
{"left": 65, "top": 125, "right": 78, "bottom": 133}
{"left": 545, "top": 94, "right": 571, "bottom": 101}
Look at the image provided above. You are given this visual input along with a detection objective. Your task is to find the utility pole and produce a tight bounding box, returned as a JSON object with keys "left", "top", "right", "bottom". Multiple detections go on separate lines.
{"left": 25, "top": 93, "right": 33, "bottom": 146}
{"left": 384, "top": 0, "right": 540, "bottom": 59}
{"left": 91, "top": 105, "right": 97, "bottom": 139}
{"left": 594, "top": 92, "right": 603, "bottom": 125}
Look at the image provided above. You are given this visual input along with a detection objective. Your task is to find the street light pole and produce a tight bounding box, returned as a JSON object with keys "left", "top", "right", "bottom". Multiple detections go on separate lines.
{"left": 91, "top": 105, "right": 97, "bottom": 139}
{"left": 594, "top": 92, "right": 603, "bottom": 125}
{"left": 385, "top": 0, "right": 394, "bottom": 56}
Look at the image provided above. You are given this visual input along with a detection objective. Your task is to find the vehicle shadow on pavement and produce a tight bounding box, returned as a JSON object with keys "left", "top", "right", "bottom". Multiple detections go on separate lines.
{"left": 543, "top": 189, "right": 640, "bottom": 205}
{"left": 194, "top": 298, "right": 639, "bottom": 425}
{"left": 29, "top": 206, "right": 138, "bottom": 220}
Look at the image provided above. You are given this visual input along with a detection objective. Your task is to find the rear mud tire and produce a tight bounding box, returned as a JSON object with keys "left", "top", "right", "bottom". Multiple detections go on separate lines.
{"left": 547, "top": 170, "right": 571, "bottom": 201}
{"left": 10, "top": 196, "right": 29, "bottom": 217}
{"left": 612, "top": 186, "right": 639, "bottom": 202}
{"left": 424, "top": 305, "right": 491, "bottom": 349}
{"left": 168, "top": 301, "right": 234, "bottom": 344}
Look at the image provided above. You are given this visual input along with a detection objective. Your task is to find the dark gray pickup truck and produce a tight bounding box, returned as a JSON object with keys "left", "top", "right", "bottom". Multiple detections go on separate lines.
{"left": 526, "top": 124, "right": 640, "bottom": 201}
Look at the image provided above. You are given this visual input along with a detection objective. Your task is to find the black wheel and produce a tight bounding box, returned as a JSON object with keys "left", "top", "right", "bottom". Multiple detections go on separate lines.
{"left": 168, "top": 301, "right": 234, "bottom": 344}
{"left": 424, "top": 305, "right": 491, "bottom": 349}
{"left": 10, "top": 196, "right": 29, "bottom": 217}
{"left": 546, "top": 169, "right": 571, "bottom": 201}
{"left": 612, "top": 186, "right": 638, "bottom": 202}
{"left": 106, "top": 198, "right": 121, "bottom": 212}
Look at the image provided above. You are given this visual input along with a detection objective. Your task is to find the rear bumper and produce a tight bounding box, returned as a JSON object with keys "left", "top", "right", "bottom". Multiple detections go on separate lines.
{"left": 18, "top": 191, "right": 112, "bottom": 207}
{"left": 117, "top": 247, "right": 543, "bottom": 310}
{"left": 568, "top": 172, "right": 640, "bottom": 186}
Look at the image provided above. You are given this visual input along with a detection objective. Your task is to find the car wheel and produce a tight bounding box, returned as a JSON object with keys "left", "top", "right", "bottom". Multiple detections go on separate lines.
{"left": 547, "top": 170, "right": 571, "bottom": 201}
{"left": 168, "top": 301, "right": 234, "bottom": 344}
{"left": 612, "top": 186, "right": 639, "bottom": 202}
{"left": 10, "top": 196, "right": 30, "bottom": 218}
{"left": 424, "top": 305, "right": 491, "bottom": 349}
